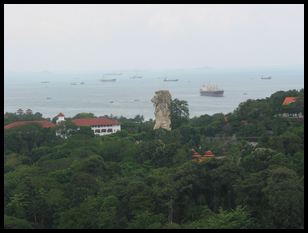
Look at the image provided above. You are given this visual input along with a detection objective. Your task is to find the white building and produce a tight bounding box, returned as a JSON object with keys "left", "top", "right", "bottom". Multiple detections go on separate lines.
{"left": 54, "top": 113, "right": 121, "bottom": 137}
{"left": 56, "top": 112, "right": 66, "bottom": 124}
{"left": 71, "top": 117, "right": 121, "bottom": 136}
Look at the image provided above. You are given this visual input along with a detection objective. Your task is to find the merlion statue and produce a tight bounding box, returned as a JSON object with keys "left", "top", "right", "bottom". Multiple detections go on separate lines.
{"left": 151, "top": 90, "right": 172, "bottom": 131}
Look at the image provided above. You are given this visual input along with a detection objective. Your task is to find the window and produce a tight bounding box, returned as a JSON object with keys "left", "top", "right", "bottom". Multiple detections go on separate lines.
{"left": 107, "top": 128, "right": 112, "bottom": 132}
{"left": 101, "top": 129, "right": 106, "bottom": 133}
{"left": 95, "top": 129, "right": 100, "bottom": 133}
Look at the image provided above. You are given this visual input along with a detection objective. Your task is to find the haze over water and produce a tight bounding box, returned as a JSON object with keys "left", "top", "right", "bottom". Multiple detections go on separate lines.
{"left": 4, "top": 67, "right": 304, "bottom": 120}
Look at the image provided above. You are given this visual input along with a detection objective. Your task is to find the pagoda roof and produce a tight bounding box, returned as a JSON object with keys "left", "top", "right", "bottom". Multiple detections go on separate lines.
{"left": 282, "top": 97, "right": 297, "bottom": 105}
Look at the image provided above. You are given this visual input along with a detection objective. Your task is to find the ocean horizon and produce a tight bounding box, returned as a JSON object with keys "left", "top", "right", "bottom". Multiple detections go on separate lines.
{"left": 4, "top": 67, "right": 304, "bottom": 120}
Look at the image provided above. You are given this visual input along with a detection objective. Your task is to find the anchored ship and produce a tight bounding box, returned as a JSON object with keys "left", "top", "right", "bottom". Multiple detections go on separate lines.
{"left": 130, "top": 75, "right": 143, "bottom": 79}
{"left": 100, "top": 78, "right": 116, "bottom": 82}
{"left": 163, "top": 78, "right": 179, "bottom": 82}
{"left": 103, "top": 72, "right": 122, "bottom": 76}
{"left": 200, "top": 84, "right": 224, "bottom": 97}
{"left": 261, "top": 75, "right": 272, "bottom": 80}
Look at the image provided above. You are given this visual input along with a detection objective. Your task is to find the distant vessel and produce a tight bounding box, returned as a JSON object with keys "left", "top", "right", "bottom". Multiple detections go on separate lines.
{"left": 200, "top": 84, "right": 224, "bottom": 97}
{"left": 163, "top": 78, "right": 179, "bottom": 82}
{"left": 261, "top": 75, "right": 272, "bottom": 80}
{"left": 100, "top": 78, "right": 116, "bottom": 82}
{"left": 40, "top": 81, "right": 49, "bottom": 83}
{"left": 103, "top": 72, "right": 122, "bottom": 76}
{"left": 80, "top": 82, "right": 85, "bottom": 85}
{"left": 130, "top": 75, "right": 143, "bottom": 79}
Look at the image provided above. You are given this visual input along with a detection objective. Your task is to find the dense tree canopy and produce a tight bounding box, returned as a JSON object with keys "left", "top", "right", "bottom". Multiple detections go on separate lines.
{"left": 4, "top": 89, "right": 304, "bottom": 229}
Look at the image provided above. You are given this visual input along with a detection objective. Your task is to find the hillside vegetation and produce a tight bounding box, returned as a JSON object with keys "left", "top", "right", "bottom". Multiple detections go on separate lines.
{"left": 4, "top": 89, "right": 304, "bottom": 229}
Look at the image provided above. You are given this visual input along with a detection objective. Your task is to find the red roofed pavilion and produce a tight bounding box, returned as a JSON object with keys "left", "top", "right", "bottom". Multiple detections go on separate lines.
{"left": 4, "top": 120, "right": 56, "bottom": 129}
{"left": 282, "top": 97, "right": 297, "bottom": 105}
{"left": 204, "top": 150, "right": 215, "bottom": 157}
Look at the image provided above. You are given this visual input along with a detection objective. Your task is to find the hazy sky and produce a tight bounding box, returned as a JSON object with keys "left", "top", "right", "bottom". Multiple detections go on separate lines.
{"left": 4, "top": 4, "right": 304, "bottom": 72}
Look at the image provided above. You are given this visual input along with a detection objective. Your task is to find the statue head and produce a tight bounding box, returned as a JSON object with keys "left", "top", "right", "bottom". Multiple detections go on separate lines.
{"left": 151, "top": 90, "right": 172, "bottom": 131}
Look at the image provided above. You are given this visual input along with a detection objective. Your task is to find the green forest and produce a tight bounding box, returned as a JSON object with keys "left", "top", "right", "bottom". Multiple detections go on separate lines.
{"left": 4, "top": 89, "right": 304, "bottom": 229}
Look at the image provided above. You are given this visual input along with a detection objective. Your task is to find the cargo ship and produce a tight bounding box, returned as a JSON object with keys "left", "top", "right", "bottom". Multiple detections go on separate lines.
{"left": 130, "top": 75, "right": 143, "bottom": 79}
{"left": 103, "top": 72, "right": 122, "bottom": 75}
{"left": 260, "top": 75, "right": 272, "bottom": 80}
{"left": 163, "top": 78, "right": 179, "bottom": 82}
{"left": 200, "top": 84, "right": 224, "bottom": 97}
{"left": 100, "top": 78, "right": 116, "bottom": 82}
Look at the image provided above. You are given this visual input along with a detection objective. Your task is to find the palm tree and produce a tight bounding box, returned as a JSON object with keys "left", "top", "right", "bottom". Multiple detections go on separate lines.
{"left": 16, "top": 108, "right": 24, "bottom": 115}
{"left": 25, "top": 109, "right": 33, "bottom": 115}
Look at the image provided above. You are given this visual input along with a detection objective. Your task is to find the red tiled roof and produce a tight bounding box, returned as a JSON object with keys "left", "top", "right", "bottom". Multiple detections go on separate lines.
{"left": 57, "top": 112, "right": 65, "bottom": 117}
{"left": 204, "top": 150, "right": 214, "bottom": 157}
{"left": 282, "top": 97, "right": 297, "bottom": 105}
{"left": 4, "top": 120, "right": 56, "bottom": 129}
{"left": 72, "top": 118, "right": 120, "bottom": 127}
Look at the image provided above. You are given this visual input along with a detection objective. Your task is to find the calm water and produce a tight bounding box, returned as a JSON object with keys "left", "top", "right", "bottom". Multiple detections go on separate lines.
{"left": 4, "top": 68, "right": 304, "bottom": 120}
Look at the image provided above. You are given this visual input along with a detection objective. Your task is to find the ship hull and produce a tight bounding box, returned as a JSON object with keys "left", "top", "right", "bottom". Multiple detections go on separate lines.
{"left": 100, "top": 79, "right": 116, "bottom": 82}
{"left": 200, "top": 90, "right": 224, "bottom": 97}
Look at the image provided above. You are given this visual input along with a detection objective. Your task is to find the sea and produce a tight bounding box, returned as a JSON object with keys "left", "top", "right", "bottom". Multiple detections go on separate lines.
{"left": 4, "top": 67, "right": 304, "bottom": 120}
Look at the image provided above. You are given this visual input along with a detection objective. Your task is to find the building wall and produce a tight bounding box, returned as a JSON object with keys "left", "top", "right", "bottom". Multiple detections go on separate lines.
{"left": 56, "top": 123, "right": 121, "bottom": 138}
{"left": 90, "top": 124, "right": 121, "bottom": 136}
{"left": 56, "top": 116, "right": 65, "bottom": 124}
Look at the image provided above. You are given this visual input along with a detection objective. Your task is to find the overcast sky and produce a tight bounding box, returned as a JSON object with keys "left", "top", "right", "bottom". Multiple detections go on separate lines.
{"left": 4, "top": 4, "right": 304, "bottom": 72}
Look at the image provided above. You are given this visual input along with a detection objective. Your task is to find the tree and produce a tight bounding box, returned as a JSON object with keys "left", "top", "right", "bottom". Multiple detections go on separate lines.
{"left": 136, "top": 140, "right": 177, "bottom": 167}
{"left": 128, "top": 211, "right": 165, "bottom": 229}
{"left": 76, "top": 126, "right": 94, "bottom": 137}
{"left": 170, "top": 99, "right": 189, "bottom": 129}
{"left": 185, "top": 206, "right": 254, "bottom": 229}
{"left": 4, "top": 124, "right": 56, "bottom": 155}
{"left": 55, "top": 120, "right": 78, "bottom": 139}
{"left": 17, "top": 108, "right": 24, "bottom": 115}
{"left": 234, "top": 170, "right": 268, "bottom": 223}
{"left": 25, "top": 109, "right": 33, "bottom": 115}
{"left": 6, "top": 193, "right": 29, "bottom": 219}
{"left": 133, "top": 115, "right": 144, "bottom": 123}
{"left": 262, "top": 167, "right": 304, "bottom": 229}
{"left": 4, "top": 215, "right": 33, "bottom": 229}
{"left": 55, "top": 195, "right": 120, "bottom": 229}
{"left": 73, "top": 113, "right": 95, "bottom": 119}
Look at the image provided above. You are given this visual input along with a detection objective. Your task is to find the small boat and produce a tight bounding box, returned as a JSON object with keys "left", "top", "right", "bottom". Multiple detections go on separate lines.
{"left": 103, "top": 72, "right": 122, "bottom": 76}
{"left": 109, "top": 101, "right": 114, "bottom": 103}
{"left": 163, "top": 78, "right": 179, "bottom": 82}
{"left": 130, "top": 75, "right": 143, "bottom": 79}
{"left": 261, "top": 75, "right": 272, "bottom": 80}
{"left": 243, "top": 93, "right": 247, "bottom": 95}
{"left": 100, "top": 78, "right": 116, "bottom": 82}
{"left": 40, "top": 81, "right": 49, "bottom": 83}
{"left": 46, "top": 97, "right": 52, "bottom": 100}
{"left": 80, "top": 82, "right": 85, "bottom": 85}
